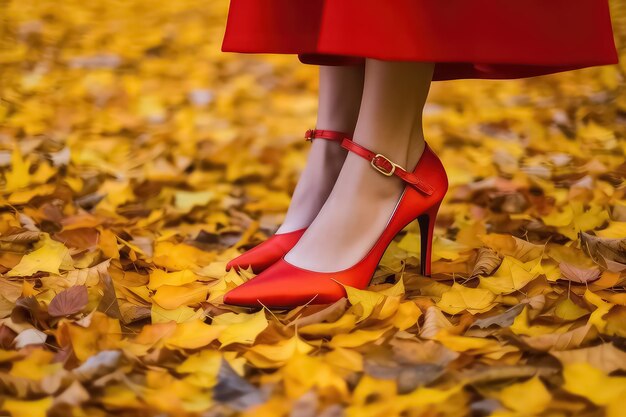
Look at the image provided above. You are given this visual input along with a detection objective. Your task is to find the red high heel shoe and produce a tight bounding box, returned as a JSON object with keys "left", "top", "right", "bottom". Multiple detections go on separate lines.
{"left": 225, "top": 128, "right": 353, "bottom": 274}
{"left": 223, "top": 138, "right": 449, "bottom": 308}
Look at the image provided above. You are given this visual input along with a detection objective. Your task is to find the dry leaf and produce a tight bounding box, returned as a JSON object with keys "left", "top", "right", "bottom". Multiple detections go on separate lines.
{"left": 48, "top": 285, "right": 88, "bottom": 317}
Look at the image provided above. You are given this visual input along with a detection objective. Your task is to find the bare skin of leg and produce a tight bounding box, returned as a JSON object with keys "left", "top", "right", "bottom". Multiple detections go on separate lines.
{"left": 276, "top": 64, "right": 365, "bottom": 233}
{"left": 284, "top": 59, "right": 435, "bottom": 271}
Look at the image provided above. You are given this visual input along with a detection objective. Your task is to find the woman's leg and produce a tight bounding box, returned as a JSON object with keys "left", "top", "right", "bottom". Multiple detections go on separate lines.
{"left": 276, "top": 64, "right": 365, "bottom": 233}
{"left": 285, "top": 58, "right": 435, "bottom": 270}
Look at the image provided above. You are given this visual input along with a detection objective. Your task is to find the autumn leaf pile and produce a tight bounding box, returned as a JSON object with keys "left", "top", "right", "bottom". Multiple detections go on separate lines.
{"left": 1, "top": 0, "right": 626, "bottom": 416}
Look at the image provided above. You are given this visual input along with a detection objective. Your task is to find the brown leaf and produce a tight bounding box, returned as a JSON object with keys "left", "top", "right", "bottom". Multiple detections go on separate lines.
{"left": 0, "top": 230, "right": 42, "bottom": 243}
{"left": 286, "top": 297, "right": 348, "bottom": 328}
{"left": 580, "top": 231, "right": 626, "bottom": 266}
{"left": 551, "top": 343, "right": 626, "bottom": 373}
{"left": 390, "top": 339, "right": 459, "bottom": 366}
{"left": 119, "top": 300, "right": 151, "bottom": 324}
{"left": 48, "top": 285, "right": 88, "bottom": 317}
{"left": 461, "top": 365, "right": 558, "bottom": 384}
{"left": 471, "top": 247, "right": 502, "bottom": 278}
{"left": 471, "top": 303, "right": 526, "bottom": 329}
{"left": 521, "top": 324, "right": 596, "bottom": 351}
{"left": 364, "top": 361, "right": 445, "bottom": 393}
{"left": 420, "top": 306, "right": 454, "bottom": 339}
{"left": 96, "top": 273, "right": 122, "bottom": 320}
{"left": 54, "top": 380, "right": 90, "bottom": 406}
{"left": 559, "top": 262, "right": 601, "bottom": 283}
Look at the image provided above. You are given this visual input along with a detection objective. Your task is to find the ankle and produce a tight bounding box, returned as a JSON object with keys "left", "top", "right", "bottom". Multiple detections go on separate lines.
{"left": 407, "top": 138, "right": 427, "bottom": 170}
{"left": 309, "top": 139, "right": 348, "bottom": 167}
{"left": 352, "top": 132, "right": 426, "bottom": 169}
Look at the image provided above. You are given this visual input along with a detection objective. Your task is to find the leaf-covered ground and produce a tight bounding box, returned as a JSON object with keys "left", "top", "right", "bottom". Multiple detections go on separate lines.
{"left": 1, "top": 1, "right": 626, "bottom": 416}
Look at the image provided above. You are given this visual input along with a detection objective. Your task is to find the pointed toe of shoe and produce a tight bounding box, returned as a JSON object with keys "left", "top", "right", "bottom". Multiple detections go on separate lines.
{"left": 223, "top": 229, "right": 307, "bottom": 275}
{"left": 223, "top": 282, "right": 260, "bottom": 307}
{"left": 224, "top": 260, "right": 347, "bottom": 309}
{"left": 225, "top": 255, "right": 248, "bottom": 273}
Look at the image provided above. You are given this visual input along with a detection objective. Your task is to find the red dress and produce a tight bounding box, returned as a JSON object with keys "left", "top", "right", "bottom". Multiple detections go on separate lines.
{"left": 221, "top": 0, "right": 619, "bottom": 81}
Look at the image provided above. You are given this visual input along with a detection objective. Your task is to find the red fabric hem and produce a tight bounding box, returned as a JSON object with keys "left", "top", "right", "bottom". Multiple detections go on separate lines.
{"left": 220, "top": 0, "right": 620, "bottom": 80}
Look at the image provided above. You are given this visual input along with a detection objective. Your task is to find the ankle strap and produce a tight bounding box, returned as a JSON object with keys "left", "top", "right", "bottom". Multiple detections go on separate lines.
{"left": 305, "top": 129, "right": 351, "bottom": 143}
{"left": 340, "top": 138, "right": 434, "bottom": 196}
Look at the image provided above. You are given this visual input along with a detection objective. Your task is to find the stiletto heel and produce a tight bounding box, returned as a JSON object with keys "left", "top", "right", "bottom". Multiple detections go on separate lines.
{"left": 417, "top": 201, "right": 441, "bottom": 277}
{"left": 225, "top": 128, "right": 353, "bottom": 274}
{"left": 224, "top": 138, "right": 449, "bottom": 308}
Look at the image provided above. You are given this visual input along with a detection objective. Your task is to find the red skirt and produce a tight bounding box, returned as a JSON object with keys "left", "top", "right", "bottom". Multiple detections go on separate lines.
{"left": 221, "top": 0, "right": 619, "bottom": 81}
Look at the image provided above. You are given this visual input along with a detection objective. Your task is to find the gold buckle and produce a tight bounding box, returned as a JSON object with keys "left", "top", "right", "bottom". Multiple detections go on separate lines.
{"left": 371, "top": 153, "right": 401, "bottom": 176}
{"left": 304, "top": 129, "right": 315, "bottom": 141}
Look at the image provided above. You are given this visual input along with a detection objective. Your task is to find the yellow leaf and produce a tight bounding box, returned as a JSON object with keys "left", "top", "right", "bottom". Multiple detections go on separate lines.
{"left": 540, "top": 259, "right": 562, "bottom": 282}
{"left": 174, "top": 190, "right": 213, "bottom": 211}
{"left": 282, "top": 353, "right": 349, "bottom": 399}
{"left": 596, "top": 221, "right": 626, "bottom": 239}
{"left": 207, "top": 280, "right": 248, "bottom": 304}
{"left": 298, "top": 313, "right": 358, "bottom": 336}
{"left": 432, "top": 236, "right": 472, "bottom": 261}
{"left": 8, "top": 184, "right": 56, "bottom": 204}
{"left": 98, "top": 228, "right": 120, "bottom": 259}
{"left": 132, "top": 321, "right": 177, "bottom": 351}
{"left": 396, "top": 384, "right": 464, "bottom": 409}
{"left": 3, "top": 397, "right": 53, "bottom": 417}
{"left": 176, "top": 350, "right": 222, "bottom": 388}
{"left": 148, "top": 269, "right": 200, "bottom": 290}
{"left": 373, "top": 295, "right": 401, "bottom": 320}
{"left": 151, "top": 304, "right": 203, "bottom": 324}
{"left": 562, "top": 363, "right": 626, "bottom": 405}
{"left": 436, "top": 282, "right": 496, "bottom": 315}
{"left": 328, "top": 326, "right": 392, "bottom": 348}
{"left": 510, "top": 306, "right": 565, "bottom": 336}
{"left": 547, "top": 202, "right": 610, "bottom": 240}
{"left": 9, "top": 349, "right": 61, "bottom": 380}
{"left": 59, "top": 312, "right": 122, "bottom": 361}
{"left": 342, "top": 285, "right": 384, "bottom": 322}
{"left": 152, "top": 241, "right": 214, "bottom": 270}
{"left": 378, "top": 276, "right": 405, "bottom": 297}
{"left": 497, "top": 376, "right": 551, "bottom": 413}
{"left": 554, "top": 297, "right": 590, "bottom": 321}
{"left": 397, "top": 232, "right": 421, "bottom": 253}
{"left": 584, "top": 289, "right": 613, "bottom": 332}
{"left": 434, "top": 330, "right": 500, "bottom": 352}
{"left": 478, "top": 256, "right": 542, "bottom": 295}
{"left": 390, "top": 301, "right": 422, "bottom": 330}
{"left": 570, "top": 202, "right": 610, "bottom": 234}
{"left": 244, "top": 334, "right": 314, "bottom": 368}
{"left": 101, "top": 384, "right": 142, "bottom": 409}
{"left": 213, "top": 310, "right": 268, "bottom": 347}
{"left": 353, "top": 374, "right": 397, "bottom": 406}
{"left": 542, "top": 204, "right": 574, "bottom": 227}
{"left": 3, "top": 146, "right": 31, "bottom": 192}
{"left": 164, "top": 320, "right": 225, "bottom": 349}
{"left": 325, "top": 346, "right": 363, "bottom": 372}
{"left": 151, "top": 283, "right": 209, "bottom": 309}
{"left": 8, "top": 234, "right": 73, "bottom": 276}
{"left": 398, "top": 233, "right": 470, "bottom": 261}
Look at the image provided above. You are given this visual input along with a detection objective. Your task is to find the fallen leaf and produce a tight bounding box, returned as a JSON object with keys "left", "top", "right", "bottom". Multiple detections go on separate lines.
{"left": 13, "top": 328, "right": 47, "bottom": 348}
{"left": 48, "top": 285, "right": 88, "bottom": 317}
{"left": 551, "top": 343, "right": 626, "bottom": 373}
{"left": 562, "top": 363, "right": 626, "bottom": 406}
{"left": 559, "top": 261, "right": 601, "bottom": 283}
{"left": 496, "top": 376, "right": 551, "bottom": 414}
{"left": 471, "top": 303, "right": 525, "bottom": 329}
{"left": 436, "top": 283, "right": 497, "bottom": 315}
